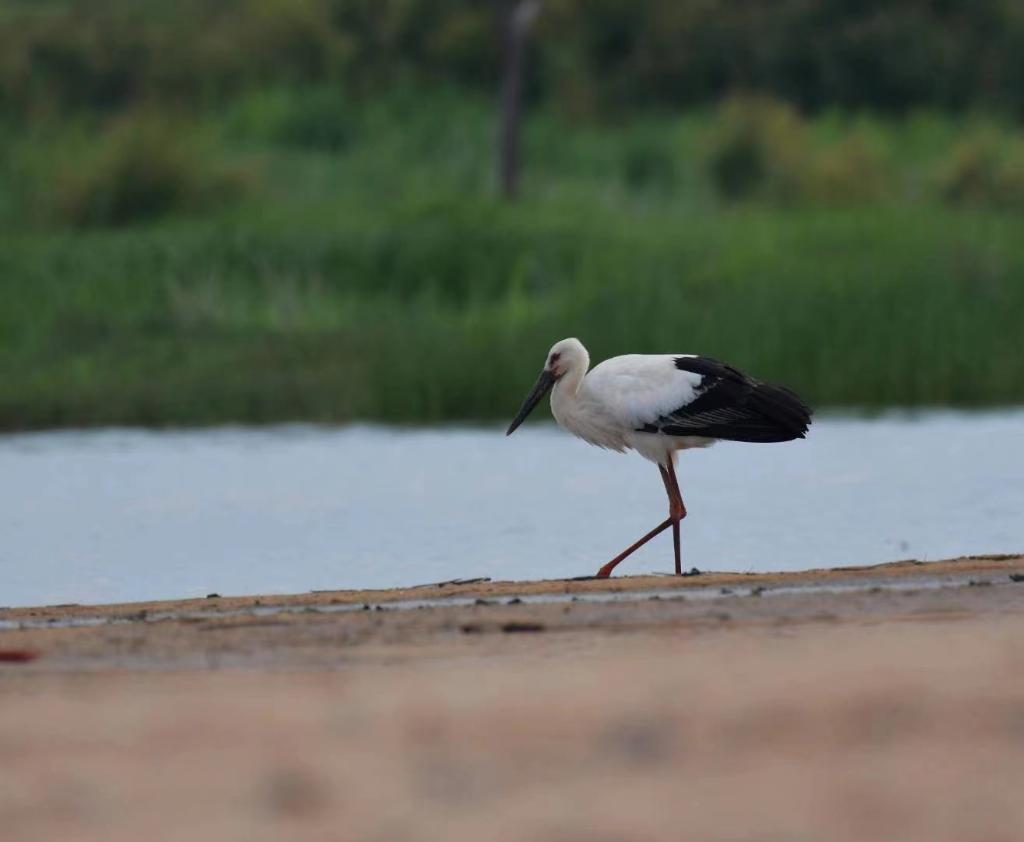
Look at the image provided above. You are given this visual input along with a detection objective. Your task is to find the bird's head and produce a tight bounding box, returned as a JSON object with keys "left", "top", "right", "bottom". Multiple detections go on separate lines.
{"left": 543, "top": 337, "right": 588, "bottom": 379}
{"left": 506, "top": 338, "right": 588, "bottom": 436}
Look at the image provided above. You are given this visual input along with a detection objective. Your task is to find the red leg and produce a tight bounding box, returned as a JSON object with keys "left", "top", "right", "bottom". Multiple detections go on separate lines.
{"left": 665, "top": 458, "right": 687, "bottom": 575}
{"left": 595, "top": 460, "right": 688, "bottom": 578}
{"left": 595, "top": 518, "right": 674, "bottom": 578}
{"left": 657, "top": 464, "right": 681, "bottom": 574}
{"left": 665, "top": 457, "right": 687, "bottom": 520}
{"left": 672, "top": 520, "right": 681, "bottom": 575}
{"left": 663, "top": 458, "right": 688, "bottom": 577}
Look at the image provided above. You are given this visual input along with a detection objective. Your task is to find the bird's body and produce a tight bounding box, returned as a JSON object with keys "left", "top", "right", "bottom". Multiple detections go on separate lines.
{"left": 552, "top": 351, "right": 718, "bottom": 462}
{"left": 507, "top": 338, "right": 811, "bottom": 577}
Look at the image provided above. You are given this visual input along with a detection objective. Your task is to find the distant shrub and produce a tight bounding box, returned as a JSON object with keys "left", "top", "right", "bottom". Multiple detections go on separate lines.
{"left": 937, "top": 131, "right": 1024, "bottom": 209}
{"left": 0, "top": 0, "right": 350, "bottom": 119}
{"left": 706, "top": 96, "right": 807, "bottom": 202}
{"left": 51, "top": 114, "right": 247, "bottom": 226}
{"left": 804, "top": 134, "right": 889, "bottom": 204}
{"left": 273, "top": 88, "right": 353, "bottom": 152}
{"left": 227, "top": 87, "right": 354, "bottom": 152}
{"left": 707, "top": 102, "right": 894, "bottom": 205}
{"left": 620, "top": 130, "right": 678, "bottom": 192}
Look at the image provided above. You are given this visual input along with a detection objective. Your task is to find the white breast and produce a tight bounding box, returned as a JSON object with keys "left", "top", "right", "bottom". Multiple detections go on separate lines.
{"left": 550, "top": 379, "right": 628, "bottom": 452}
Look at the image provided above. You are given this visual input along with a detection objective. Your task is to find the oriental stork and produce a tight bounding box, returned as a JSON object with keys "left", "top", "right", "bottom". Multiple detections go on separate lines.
{"left": 506, "top": 337, "right": 812, "bottom": 577}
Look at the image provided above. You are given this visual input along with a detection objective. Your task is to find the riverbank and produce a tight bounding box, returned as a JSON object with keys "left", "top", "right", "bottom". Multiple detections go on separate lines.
{"left": 2, "top": 554, "right": 1023, "bottom": 840}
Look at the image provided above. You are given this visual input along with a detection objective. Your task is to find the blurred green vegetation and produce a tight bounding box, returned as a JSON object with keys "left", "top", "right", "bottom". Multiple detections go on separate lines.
{"left": 1, "top": 1, "right": 1023, "bottom": 428}
{"left": 5, "top": 0, "right": 1024, "bottom": 116}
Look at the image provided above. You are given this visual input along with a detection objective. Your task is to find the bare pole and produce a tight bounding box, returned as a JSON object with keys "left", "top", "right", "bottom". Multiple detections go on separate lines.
{"left": 497, "top": 0, "right": 541, "bottom": 199}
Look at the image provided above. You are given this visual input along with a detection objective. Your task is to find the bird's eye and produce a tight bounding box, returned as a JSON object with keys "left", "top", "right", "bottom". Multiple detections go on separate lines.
{"left": 549, "top": 352, "right": 561, "bottom": 366}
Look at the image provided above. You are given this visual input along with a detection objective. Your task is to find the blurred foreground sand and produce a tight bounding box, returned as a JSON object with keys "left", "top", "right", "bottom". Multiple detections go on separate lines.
{"left": 2, "top": 555, "right": 1024, "bottom": 842}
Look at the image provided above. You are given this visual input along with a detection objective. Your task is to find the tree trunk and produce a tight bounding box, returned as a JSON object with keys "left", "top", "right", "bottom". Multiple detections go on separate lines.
{"left": 497, "top": 1, "right": 540, "bottom": 200}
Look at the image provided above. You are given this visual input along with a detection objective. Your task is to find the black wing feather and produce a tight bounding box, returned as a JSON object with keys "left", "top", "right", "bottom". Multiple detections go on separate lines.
{"left": 638, "top": 356, "right": 812, "bottom": 443}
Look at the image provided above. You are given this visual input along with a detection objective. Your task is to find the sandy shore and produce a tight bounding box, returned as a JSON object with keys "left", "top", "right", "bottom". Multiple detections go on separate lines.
{"left": 3, "top": 554, "right": 1024, "bottom": 841}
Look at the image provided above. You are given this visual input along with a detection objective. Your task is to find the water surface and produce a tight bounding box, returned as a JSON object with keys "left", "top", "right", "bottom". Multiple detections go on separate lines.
{"left": 2, "top": 412, "right": 1022, "bottom": 607}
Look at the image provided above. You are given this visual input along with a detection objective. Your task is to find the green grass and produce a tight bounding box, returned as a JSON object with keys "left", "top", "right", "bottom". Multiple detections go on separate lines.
{"left": 2, "top": 201, "right": 1022, "bottom": 429}
{"left": 1, "top": 89, "right": 1023, "bottom": 429}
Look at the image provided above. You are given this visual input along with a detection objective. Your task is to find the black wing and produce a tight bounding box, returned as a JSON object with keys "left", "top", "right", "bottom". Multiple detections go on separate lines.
{"left": 638, "top": 356, "right": 812, "bottom": 443}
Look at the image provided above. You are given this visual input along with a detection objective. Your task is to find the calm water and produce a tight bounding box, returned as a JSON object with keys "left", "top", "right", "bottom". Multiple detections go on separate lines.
{"left": 2, "top": 412, "right": 1022, "bottom": 608}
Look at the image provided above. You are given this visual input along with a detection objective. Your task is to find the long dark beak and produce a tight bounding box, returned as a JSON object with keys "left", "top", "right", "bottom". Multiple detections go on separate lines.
{"left": 506, "top": 369, "right": 556, "bottom": 436}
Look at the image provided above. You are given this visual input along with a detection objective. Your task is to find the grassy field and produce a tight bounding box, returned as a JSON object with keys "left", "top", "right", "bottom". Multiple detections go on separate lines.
{"left": 2, "top": 88, "right": 1023, "bottom": 429}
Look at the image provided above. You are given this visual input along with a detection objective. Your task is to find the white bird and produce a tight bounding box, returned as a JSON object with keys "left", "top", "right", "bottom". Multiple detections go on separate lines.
{"left": 506, "top": 337, "right": 812, "bottom": 577}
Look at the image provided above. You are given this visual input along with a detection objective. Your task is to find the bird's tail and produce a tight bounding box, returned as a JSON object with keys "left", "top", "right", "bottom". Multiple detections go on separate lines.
{"left": 746, "top": 381, "right": 813, "bottom": 442}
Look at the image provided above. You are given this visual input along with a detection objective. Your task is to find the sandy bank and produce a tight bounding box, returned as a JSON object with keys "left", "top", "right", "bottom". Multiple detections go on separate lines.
{"left": 2, "top": 554, "right": 1023, "bottom": 841}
